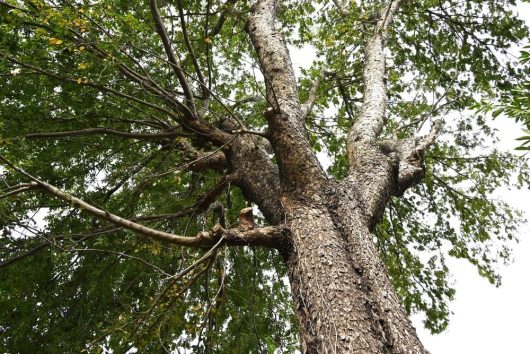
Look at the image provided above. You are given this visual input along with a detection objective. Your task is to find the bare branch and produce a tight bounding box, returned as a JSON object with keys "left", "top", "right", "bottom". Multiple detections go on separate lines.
{"left": 72, "top": 248, "right": 171, "bottom": 276}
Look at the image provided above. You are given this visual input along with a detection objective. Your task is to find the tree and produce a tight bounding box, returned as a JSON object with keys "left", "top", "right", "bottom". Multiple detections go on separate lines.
{"left": 0, "top": 0, "right": 528, "bottom": 352}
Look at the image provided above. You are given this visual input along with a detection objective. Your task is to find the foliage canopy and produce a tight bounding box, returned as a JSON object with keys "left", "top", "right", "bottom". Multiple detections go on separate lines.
{"left": 0, "top": 0, "right": 529, "bottom": 352}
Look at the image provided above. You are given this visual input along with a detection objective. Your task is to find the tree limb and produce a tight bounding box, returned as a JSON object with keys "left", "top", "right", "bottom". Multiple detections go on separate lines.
{"left": 347, "top": 0, "right": 403, "bottom": 150}
{"left": 0, "top": 154, "right": 286, "bottom": 249}
{"left": 207, "top": 0, "right": 238, "bottom": 37}
{"left": 0, "top": 182, "right": 39, "bottom": 199}
{"left": 246, "top": 0, "right": 326, "bottom": 194}
{"left": 176, "top": 0, "right": 209, "bottom": 104}
{"left": 26, "top": 128, "right": 182, "bottom": 141}
{"left": 301, "top": 69, "right": 332, "bottom": 119}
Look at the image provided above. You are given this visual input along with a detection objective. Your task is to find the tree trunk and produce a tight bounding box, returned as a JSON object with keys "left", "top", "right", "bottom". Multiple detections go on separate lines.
{"left": 283, "top": 188, "right": 425, "bottom": 354}
{"left": 243, "top": 1, "right": 429, "bottom": 352}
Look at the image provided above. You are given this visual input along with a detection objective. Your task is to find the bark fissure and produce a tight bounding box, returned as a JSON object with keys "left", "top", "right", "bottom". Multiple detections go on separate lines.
{"left": 337, "top": 187, "right": 425, "bottom": 353}
{"left": 280, "top": 182, "right": 425, "bottom": 353}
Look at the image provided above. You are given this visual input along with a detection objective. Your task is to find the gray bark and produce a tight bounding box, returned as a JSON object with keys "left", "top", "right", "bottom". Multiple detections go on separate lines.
{"left": 225, "top": 0, "right": 437, "bottom": 352}
{"left": 284, "top": 191, "right": 425, "bottom": 353}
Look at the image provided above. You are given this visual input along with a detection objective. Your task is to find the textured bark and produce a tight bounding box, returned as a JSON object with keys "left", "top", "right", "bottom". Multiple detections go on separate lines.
{"left": 1, "top": 0, "right": 453, "bottom": 350}
{"left": 282, "top": 184, "right": 425, "bottom": 354}
{"left": 246, "top": 0, "right": 327, "bottom": 195}
{"left": 238, "top": 0, "right": 431, "bottom": 352}
{"left": 227, "top": 132, "right": 284, "bottom": 224}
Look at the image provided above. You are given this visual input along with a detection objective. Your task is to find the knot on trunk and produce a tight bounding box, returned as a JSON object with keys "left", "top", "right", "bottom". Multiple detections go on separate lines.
{"left": 238, "top": 207, "right": 255, "bottom": 231}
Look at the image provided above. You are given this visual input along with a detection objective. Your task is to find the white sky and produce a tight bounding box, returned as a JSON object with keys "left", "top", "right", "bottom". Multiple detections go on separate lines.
{"left": 413, "top": 117, "right": 530, "bottom": 353}
{"left": 291, "top": 2, "right": 530, "bottom": 353}
{"left": 414, "top": 3, "right": 530, "bottom": 353}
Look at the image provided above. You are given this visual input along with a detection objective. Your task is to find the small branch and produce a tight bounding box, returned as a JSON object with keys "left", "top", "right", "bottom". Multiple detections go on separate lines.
{"left": 149, "top": 0, "right": 197, "bottom": 115}
{"left": 415, "top": 119, "right": 443, "bottom": 153}
{"left": 230, "top": 95, "right": 263, "bottom": 110}
{"left": 207, "top": 0, "right": 238, "bottom": 37}
{"left": 72, "top": 248, "right": 171, "bottom": 276}
{"left": 176, "top": 0, "right": 209, "bottom": 103}
{"left": 26, "top": 128, "right": 182, "bottom": 141}
{"left": 170, "top": 236, "right": 225, "bottom": 280}
{"left": 0, "top": 242, "right": 48, "bottom": 269}
{"left": 175, "top": 138, "right": 231, "bottom": 172}
{"left": 331, "top": 0, "right": 348, "bottom": 16}
{"left": 229, "top": 129, "right": 270, "bottom": 139}
{"left": 0, "top": 182, "right": 39, "bottom": 199}
{"left": 131, "top": 245, "right": 219, "bottom": 338}
{"left": 0, "top": 53, "right": 180, "bottom": 121}
{"left": 395, "top": 120, "right": 443, "bottom": 195}
{"left": 301, "top": 69, "right": 332, "bottom": 119}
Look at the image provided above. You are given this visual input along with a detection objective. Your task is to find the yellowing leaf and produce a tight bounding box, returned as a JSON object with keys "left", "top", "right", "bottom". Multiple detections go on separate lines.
{"left": 48, "top": 37, "right": 63, "bottom": 45}
{"left": 151, "top": 242, "right": 161, "bottom": 256}
{"left": 204, "top": 37, "right": 212, "bottom": 44}
{"left": 77, "top": 62, "right": 89, "bottom": 70}
{"left": 76, "top": 77, "right": 88, "bottom": 84}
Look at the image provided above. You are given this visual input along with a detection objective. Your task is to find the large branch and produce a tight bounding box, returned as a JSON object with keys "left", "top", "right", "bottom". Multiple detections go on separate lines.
{"left": 342, "top": 1, "right": 412, "bottom": 226}
{"left": 246, "top": 0, "right": 326, "bottom": 194}
{"left": 245, "top": 0, "right": 300, "bottom": 117}
{"left": 347, "top": 1, "right": 402, "bottom": 146}
{"left": 0, "top": 155, "right": 286, "bottom": 249}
